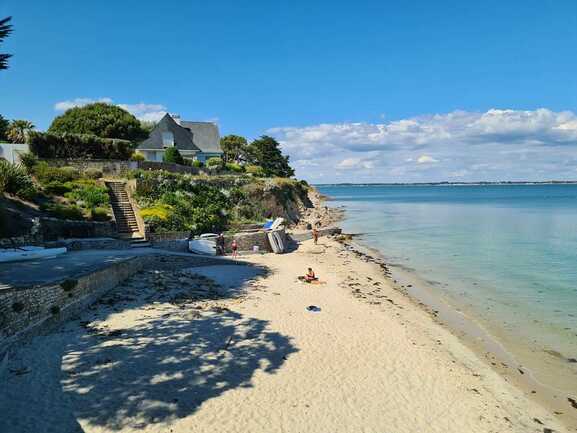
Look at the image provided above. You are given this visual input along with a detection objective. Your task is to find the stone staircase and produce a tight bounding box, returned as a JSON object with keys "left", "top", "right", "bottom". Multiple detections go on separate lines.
{"left": 105, "top": 181, "right": 144, "bottom": 242}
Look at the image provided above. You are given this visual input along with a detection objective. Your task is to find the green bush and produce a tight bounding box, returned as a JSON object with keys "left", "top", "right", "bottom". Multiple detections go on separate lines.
{"left": 245, "top": 164, "right": 266, "bottom": 177}
{"left": 206, "top": 157, "right": 223, "bottom": 168}
{"left": 48, "top": 102, "right": 148, "bottom": 142}
{"left": 43, "top": 180, "right": 73, "bottom": 195}
{"left": 0, "top": 160, "right": 37, "bottom": 199}
{"left": 28, "top": 131, "right": 133, "bottom": 160}
{"left": 130, "top": 151, "right": 145, "bottom": 161}
{"left": 91, "top": 207, "right": 111, "bottom": 221}
{"left": 44, "top": 203, "right": 85, "bottom": 220}
{"left": 84, "top": 168, "right": 103, "bottom": 179}
{"left": 34, "top": 162, "right": 80, "bottom": 184}
{"left": 225, "top": 162, "right": 244, "bottom": 173}
{"left": 18, "top": 152, "right": 38, "bottom": 173}
{"left": 65, "top": 183, "right": 109, "bottom": 209}
{"left": 163, "top": 147, "right": 184, "bottom": 165}
{"left": 192, "top": 160, "right": 204, "bottom": 168}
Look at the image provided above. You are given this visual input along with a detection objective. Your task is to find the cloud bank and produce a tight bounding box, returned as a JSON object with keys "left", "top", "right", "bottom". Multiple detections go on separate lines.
{"left": 54, "top": 98, "right": 167, "bottom": 122}
{"left": 268, "top": 109, "right": 577, "bottom": 182}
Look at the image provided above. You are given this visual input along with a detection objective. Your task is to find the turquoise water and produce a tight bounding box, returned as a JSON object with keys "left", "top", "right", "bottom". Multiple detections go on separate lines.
{"left": 317, "top": 184, "right": 577, "bottom": 360}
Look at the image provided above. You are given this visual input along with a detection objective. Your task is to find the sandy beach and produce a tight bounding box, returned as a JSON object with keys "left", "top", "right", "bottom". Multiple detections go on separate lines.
{"left": 0, "top": 235, "right": 569, "bottom": 433}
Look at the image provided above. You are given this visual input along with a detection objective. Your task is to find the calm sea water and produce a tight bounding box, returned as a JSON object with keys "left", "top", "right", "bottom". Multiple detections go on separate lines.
{"left": 317, "top": 184, "right": 577, "bottom": 360}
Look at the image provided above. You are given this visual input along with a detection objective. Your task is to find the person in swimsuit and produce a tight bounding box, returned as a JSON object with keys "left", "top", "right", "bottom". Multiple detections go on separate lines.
{"left": 312, "top": 228, "right": 319, "bottom": 245}
{"left": 304, "top": 267, "right": 317, "bottom": 282}
{"left": 231, "top": 239, "right": 238, "bottom": 259}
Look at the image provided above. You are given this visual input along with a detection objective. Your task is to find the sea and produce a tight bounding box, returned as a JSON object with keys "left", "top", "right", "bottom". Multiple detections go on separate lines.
{"left": 317, "top": 183, "right": 577, "bottom": 392}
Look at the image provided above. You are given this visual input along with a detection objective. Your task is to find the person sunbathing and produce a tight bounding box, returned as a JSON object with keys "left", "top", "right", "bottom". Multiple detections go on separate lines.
{"left": 304, "top": 268, "right": 318, "bottom": 282}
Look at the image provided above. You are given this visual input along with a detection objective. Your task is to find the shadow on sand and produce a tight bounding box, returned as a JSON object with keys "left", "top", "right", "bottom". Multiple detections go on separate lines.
{"left": 1, "top": 262, "right": 297, "bottom": 432}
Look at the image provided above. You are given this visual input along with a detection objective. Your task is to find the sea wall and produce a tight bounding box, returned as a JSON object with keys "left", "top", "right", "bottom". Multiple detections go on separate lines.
{"left": 39, "top": 216, "right": 117, "bottom": 241}
{"left": 0, "top": 254, "right": 229, "bottom": 353}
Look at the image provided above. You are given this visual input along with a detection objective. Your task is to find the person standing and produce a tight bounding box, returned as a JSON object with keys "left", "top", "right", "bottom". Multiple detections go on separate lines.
{"left": 216, "top": 233, "right": 225, "bottom": 256}
{"left": 231, "top": 239, "right": 238, "bottom": 259}
{"left": 312, "top": 227, "right": 319, "bottom": 245}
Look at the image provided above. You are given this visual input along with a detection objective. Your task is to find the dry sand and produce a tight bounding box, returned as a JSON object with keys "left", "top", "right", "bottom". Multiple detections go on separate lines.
{"left": 0, "top": 239, "right": 569, "bottom": 433}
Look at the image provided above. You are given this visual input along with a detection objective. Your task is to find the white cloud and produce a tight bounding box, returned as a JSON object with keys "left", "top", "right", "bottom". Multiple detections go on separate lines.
{"left": 54, "top": 97, "right": 113, "bottom": 111}
{"left": 416, "top": 155, "right": 438, "bottom": 164}
{"left": 54, "top": 98, "right": 167, "bottom": 122}
{"left": 269, "top": 108, "right": 577, "bottom": 182}
{"left": 336, "top": 157, "right": 375, "bottom": 170}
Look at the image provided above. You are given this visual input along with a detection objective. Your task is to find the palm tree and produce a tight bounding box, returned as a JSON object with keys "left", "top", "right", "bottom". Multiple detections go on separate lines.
{"left": 0, "top": 17, "right": 12, "bottom": 70}
{"left": 7, "top": 120, "right": 34, "bottom": 143}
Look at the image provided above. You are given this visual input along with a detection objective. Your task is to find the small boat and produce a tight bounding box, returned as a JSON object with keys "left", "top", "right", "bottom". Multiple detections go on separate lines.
{"left": 267, "top": 230, "right": 285, "bottom": 254}
{"left": 264, "top": 217, "right": 285, "bottom": 231}
{"left": 0, "top": 246, "right": 67, "bottom": 263}
{"left": 188, "top": 233, "right": 218, "bottom": 256}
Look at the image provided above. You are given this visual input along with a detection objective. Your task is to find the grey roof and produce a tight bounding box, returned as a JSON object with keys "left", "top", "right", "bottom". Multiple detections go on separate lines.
{"left": 138, "top": 114, "right": 222, "bottom": 154}
{"left": 180, "top": 121, "right": 221, "bottom": 153}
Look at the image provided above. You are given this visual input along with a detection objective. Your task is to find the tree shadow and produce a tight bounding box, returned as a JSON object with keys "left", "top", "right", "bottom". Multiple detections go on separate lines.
{"left": 57, "top": 263, "right": 297, "bottom": 431}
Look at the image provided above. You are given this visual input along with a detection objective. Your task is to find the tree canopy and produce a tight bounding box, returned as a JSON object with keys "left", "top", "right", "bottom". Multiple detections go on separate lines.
{"left": 220, "top": 134, "right": 248, "bottom": 163}
{"left": 163, "top": 146, "right": 184, "bottom": 165}
{"left": 48, "top": 103, "right": 148, "bottom": 142}
{"left": 0, "top": 17, "right": 12, "bottom": 71}
{"left": 246, "top": 135, "right": 294, "bottom": 178}
{"left": 0, "top": 115, "right": 9, "bottom": 141}
{"left": 7, "top": 119, "right": 34, "bottom": 143}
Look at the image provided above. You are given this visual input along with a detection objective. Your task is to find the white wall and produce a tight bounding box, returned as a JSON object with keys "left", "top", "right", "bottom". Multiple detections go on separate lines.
{"left": 0, "top": 142, "right": 30, "bottom": 164}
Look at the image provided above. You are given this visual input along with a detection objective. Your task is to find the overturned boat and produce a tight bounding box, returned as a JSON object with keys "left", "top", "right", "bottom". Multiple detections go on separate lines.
{"left": 0, "top": 246, "right": 67, "bottom": 263}
{"left": 188, "top": 233, "right": 218, "bottom": 256}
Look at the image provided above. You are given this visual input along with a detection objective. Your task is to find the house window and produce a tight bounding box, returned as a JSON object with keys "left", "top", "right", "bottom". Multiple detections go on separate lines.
{"left": 162, "top": 132, "right": 174, "bottom": 147}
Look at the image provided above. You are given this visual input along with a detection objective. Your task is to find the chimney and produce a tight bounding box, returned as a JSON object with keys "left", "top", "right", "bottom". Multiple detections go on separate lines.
{"left": 171, "top": 114, "right": 181, "bottom": 125}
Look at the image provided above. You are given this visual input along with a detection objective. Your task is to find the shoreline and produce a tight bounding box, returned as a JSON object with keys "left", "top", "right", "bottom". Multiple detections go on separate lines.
{"left": 313, "top": 189, "right": 576, "bottom": 431}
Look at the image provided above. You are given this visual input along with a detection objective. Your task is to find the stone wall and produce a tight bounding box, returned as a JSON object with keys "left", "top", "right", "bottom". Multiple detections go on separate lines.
{"left": 0, "top": 254, "right": 231, "bottom": 352}
{"left": 228, "top": 230, "right": 276, "bottom": 253}
{"left": 39, "top": 217, "right": 117, "bottom": 241}
{"left": 137, "top": 161, "right": 202, "bottom": 175}
{"left": 288, "top": 227, "right": 342, "bottom": 242}
{"left": 42, "top": 159, "right": 136, "bottom": 177}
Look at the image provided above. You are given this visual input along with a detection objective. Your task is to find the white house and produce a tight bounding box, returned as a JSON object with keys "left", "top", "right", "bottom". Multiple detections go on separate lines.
{"left": 136, "top": 114, "right": 223, "bottom": 163}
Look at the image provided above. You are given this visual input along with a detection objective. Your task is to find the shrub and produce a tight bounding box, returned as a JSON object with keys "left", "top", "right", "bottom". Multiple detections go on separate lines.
{"left": 206, "top": 157, "right": 223, "bottom": 168}
{"left": 43, "top": 180, "right": 72, "bottom": 195}
{"left": 225, "top": 162, "right": 244, "bottom": 173}
{"left": 28, "top": 131, "right": 133, "bottom": 160}
{"left": 192, "top": 160, "right": 204, "bottom": 168}
{"left": 65, "top": 183, "right": 109, "bottom": 209}
{"left": 130, "top": 151, "right": 145, "bottom": 161}
{"left": 91, "top": 207, "right": 111, "bottom": 221}
{"left": 84, "top": 168, "right": 103, "bottom": 179}
{"left": 34, "top": 162, "right": 80, "bottom": 184}
{"left": 140, "top": 204, "right": 173, "bottom": 221}
{"left": 0, "top": 160, "right": 37, "bottom": 198}
{"left": 245, "top": 165, "right": 266, "bottom": 177}
{"left": 163, "top": 147, "right": 184, "bottom": 165}
{"left": 44, "top": 203, "right": 85, "bottom": 220}
{"left": 18, "top": 152, "right": 38, "bottom": 172}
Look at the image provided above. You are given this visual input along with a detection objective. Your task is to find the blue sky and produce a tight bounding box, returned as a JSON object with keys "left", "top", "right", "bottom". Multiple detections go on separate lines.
{"left": 1, "top": 0, "right": 576, "bottom": 182}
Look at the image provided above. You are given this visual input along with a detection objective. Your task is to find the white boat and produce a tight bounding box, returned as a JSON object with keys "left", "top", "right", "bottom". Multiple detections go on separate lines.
{"left": 267, "top": 230, "right": 285, "bottom": 254}
{"left": 188, "top": 234, "right": 218, "bottom": 256}
{"left": 270, "top": 217, "right": 285, "bottom": 231}
{"left": 0, "top": 246, "right": 67, "bottom": 263}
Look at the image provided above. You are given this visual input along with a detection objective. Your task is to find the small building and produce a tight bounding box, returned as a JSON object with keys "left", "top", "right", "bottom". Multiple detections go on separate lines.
{"left": 137, "top": 113, "right": 222, "bottom": 163}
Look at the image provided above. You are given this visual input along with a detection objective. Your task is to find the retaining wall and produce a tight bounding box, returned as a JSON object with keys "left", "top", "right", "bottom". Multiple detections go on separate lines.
{"left": 0, "top": 254, "right": 229, "bottom": 353}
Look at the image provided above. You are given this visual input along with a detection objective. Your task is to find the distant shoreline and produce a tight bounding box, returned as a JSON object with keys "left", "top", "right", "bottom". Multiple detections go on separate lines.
{"left": 315, "top": 180, "right": 577, "bottom": 187}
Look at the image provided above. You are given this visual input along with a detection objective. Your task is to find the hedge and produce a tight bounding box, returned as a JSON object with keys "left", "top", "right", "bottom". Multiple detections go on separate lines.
{"left": 28, "top": 131, "right": 133, "bottom": 160}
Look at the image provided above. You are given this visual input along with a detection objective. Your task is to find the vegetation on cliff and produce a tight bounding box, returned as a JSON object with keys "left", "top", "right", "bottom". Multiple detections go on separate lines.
{"left": 131, "top": 170, "right": 311, "bottom": 235}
